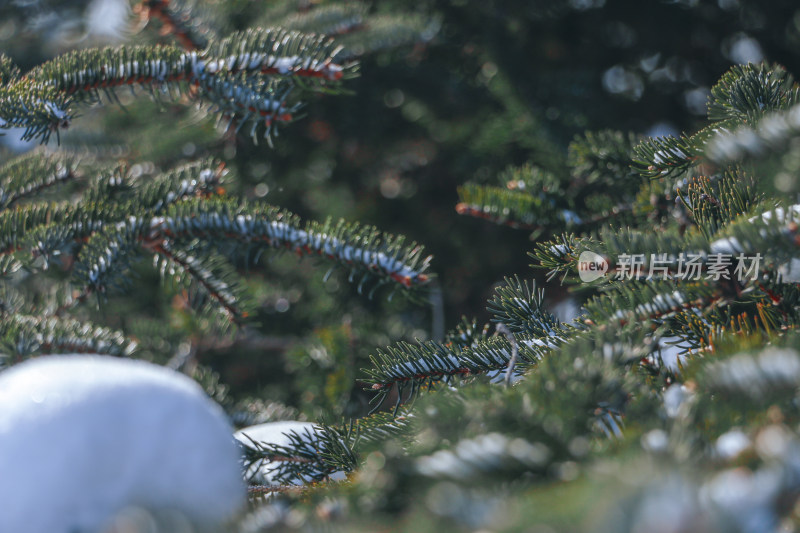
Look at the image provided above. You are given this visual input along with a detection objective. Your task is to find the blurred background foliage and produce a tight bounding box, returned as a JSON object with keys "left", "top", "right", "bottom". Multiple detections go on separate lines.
{"left": 2, "top": 0, "right": 800, "bottom": 423}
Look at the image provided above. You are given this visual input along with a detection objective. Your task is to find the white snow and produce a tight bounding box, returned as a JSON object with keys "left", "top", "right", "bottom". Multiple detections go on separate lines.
{"left": 272, "top": 56, "right": 300, "bottom": 74}
{"left": 235, "top": 421, "right": 346, "bottom": 486}
{"left": 656, "top": 336, "right": 691, "bottom": 371}
{"left": 663, "top": 383, "right": 694, "bottom": 418}
{"left": 710, "top": 236, "right": 743, "bottom": 254}
{"left": 551, "top": 297, "right": 581, "bottom": 322}
{"left": 716, "top": 429, "right": 751, "bottom": 460}
{"left": 634, "top": 291, "right": 686, "bottom": 318}
{"left": 388, "top": 354, "right": 462, "bottom": 379}
{"left": 37, "top": 100, "right": 68, "bottom": 121}
{"left": 485, "top": 336, "right": 558, "bottom": 385}
{"left": 87, "top": 0, "right": 129, "bottom": 40}
{"left": 486, "top": 368, "right": 524, "bottom": 384}
{"left": 708, "top": 103, "right": 800, "bottom": 163}
{"left": 415, "top": 433, "right": 550, "bottom": 480}
{"left": 0, "top": 355, "right": 246, "bottom": 533}
{"left": 641, "top": 429, "right": 669, "bottom": 452}
{"left": 653, "top": 147, "right": 688, "bottom": 165}
{"left": 236, "top": 420, "right": 316, "bottom": 448}
{"left": 561, "top": 209, "right": 583, "bottom": 225}
{"left": 779, "top": 258, "right": 800, "bottom": 283}
{"left": 751, "top": 205, "right": 800, "bottom": 224}
{"left": 746, "top": 205, "right": 800, "bottom": 282}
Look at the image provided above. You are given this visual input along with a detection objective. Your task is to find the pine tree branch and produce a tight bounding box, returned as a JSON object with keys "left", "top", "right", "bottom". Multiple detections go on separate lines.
{"left": 456, "top": 134, "right": 648, "bottom": 233}
{"left": 0, "top": 256, "right": 21, "bottom": 278}
{"left": 403, "top": 326, "right": 651, "bottom": 485}
{"left": 705, "top": 103, "right": 800, "bottom": 167}
{"left": 456, "top": 183, "right": 573, "bottom": 231}
{"left": 632, "top": 133, "right": 701, "bottom": 180}
{"left": 241, "top": 411, "right": 415, "bottom": 487}
{"left": 25, "top": 201, "right": 122, "bottom": 267}
{"left": 528, "top": 206, "right": 800, "bottom": 350}
{"left": 56, "top": 197, "right": 432, "bottom": 301}
{"left": 414, "top": 433, "right": 553, "bottom": 483}
{"left": 333, "top": 14, "right": 440, "bottom": 58}
{"left": 678, "top": 169, "right": 760, "bottom": 238}
{"left": 0, "top": 152, "right": 78, "bottom": 210}
{"left": 582, "top": 279, "right": 721, "bottom": 328}
{"left": 0, "top": 314, "right": 136, "bottom": 359}
{"left": 529, "top": 211, "right": 800, "bottom": 285}
{"left": 4, "top": 28, "right": 356, "bottom": 143}
{"left": 149, "top": 240, "right": 248, "bottom": 322}
{"left": 136, "top": 157, "right": 228, "bottom": 213}
{"left": 455, "top": 163, "right": 570, "bottom": 232}
{"left": 27, "top": 44, "right": 191, "bottom": 100}
{"left": 445, "top": 316, "right": 492, "bottom": 348}
{"left": 364, "top": 334, "right": 552, "bottom": 411}
{"left": 567, "top": 130, "right": 641, "bottom": 189}
{"left": 241, "top": 424, "right": 352, "bottom": 485}
{"left": 144, "top": 200, "right": 433, "bottom": 295}
{"left": 635, "top": 64, "right": 800, "bottom": 178}
{"left": 48, "top": 287, "right": 93, "bottom": 318}
{"left": 0, "top": 154, "right": 431, "bottom": 330}
{"left": 275, "top": 3, "right": 367, "bottom": 36}
{"left": 0, "top": 203, "right": 64, "bottom": 256}
{"left": 247, "top": 484, "right": 305, "bottom": 497}
{"left": 192, "top": 74, "right": 297, "bottom": 146}
{"left": 77, "top": 217, "right": 147, "bottom": 293}
{"left": 139, "top": 0, "right": 215, "bottom": 51}
{"left": 0, "top": 80, "right": 72, "bottom": 143}
{"left": 0, "top": 53, "right": 20, "bottom": 85}
{"left": 203, "top": 28, "right": 352, "bottom": 82}
{"left": 13, "top": 159, "right": 226, "bottom": 263}
{"left": 487, "top": 276, "right": 566, "bottom": 337}
{"left": 690, "top": 341, "right": 800, "bottom": 436}
{"left": 707, "top": 63, "right": 800, "bottom": 126}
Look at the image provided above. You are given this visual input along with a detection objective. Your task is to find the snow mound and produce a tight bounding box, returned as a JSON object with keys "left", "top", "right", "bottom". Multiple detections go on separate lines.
{"left": 0, "top": 355, "right": 246, "bottom": 533}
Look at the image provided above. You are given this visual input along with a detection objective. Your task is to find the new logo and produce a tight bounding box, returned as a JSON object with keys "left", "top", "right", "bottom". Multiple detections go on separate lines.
{"left": 578, "top": 251, "right": 608, "bottom": 282}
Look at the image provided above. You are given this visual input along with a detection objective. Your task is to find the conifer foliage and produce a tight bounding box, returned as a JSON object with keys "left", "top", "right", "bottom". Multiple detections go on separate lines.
{"left": 0, "top": 2, "right": 433, "bottom": 364}
{"left": 4, "top": 1, "right": 800, "bottom": 532}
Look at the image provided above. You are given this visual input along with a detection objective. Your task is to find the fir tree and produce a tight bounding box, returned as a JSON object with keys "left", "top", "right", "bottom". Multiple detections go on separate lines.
{"left": 4, "top": 1, "right": 800, "bottom": 532}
